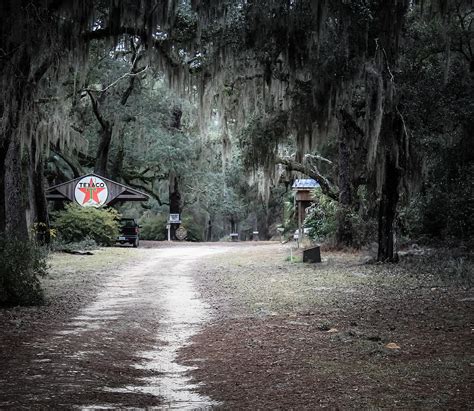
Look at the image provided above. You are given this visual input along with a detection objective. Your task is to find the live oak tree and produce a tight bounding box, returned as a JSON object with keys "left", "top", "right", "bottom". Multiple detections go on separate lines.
{"left": 1, "top": 0, "right": 471, "bottom": 304}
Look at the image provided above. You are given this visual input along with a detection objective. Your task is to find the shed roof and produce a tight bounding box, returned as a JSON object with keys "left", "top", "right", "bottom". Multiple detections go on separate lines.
{"left": 46, "top": 173, "right": 149, "bottom": 206}
{"left": 292, "top": 179, "right": 320, "bottom": 190}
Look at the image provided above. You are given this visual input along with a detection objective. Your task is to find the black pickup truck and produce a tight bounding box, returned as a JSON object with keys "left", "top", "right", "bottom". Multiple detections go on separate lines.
{"left": 117, "top": 218, "right": 140, "bottom": 247}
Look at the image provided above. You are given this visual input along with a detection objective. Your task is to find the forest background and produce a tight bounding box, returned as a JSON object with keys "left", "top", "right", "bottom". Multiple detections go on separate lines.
{"left": 0, "top": 0, "right": 472, "bottom": 305}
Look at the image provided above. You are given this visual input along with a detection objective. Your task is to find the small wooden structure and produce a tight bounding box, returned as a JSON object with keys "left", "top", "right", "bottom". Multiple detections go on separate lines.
{"left": 292, "top": 179, "right": 320, "bottom": 243}
{"left": 46, "top": 173, "right": 149, "bottom": 207}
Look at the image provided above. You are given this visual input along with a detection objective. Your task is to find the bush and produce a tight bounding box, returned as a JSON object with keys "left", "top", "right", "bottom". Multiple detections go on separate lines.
{"left": 304, "top": 191, "right": 338, "bottom": 242}
{"left": 52, "top": 203, "right": 120, "bottom": 246}
{"left": 0, "top": 239, "right": 47, "bottom": 306}
{"left": 140, "top": 214, "right": 204, "bottom": 241}
{"left": 181, "top": 216, "right": 204, "bottom": 242}
{"left": 139, "top": 214, "right": 168, "bottom": 240}
{"left": 305, "top": 189, "right": 377, "bottom": 248}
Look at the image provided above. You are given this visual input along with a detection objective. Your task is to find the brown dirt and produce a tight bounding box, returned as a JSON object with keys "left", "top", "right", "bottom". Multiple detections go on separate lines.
{"left": 178, "top": 243, "right": 474, "bottom": 409}
{"left": 0, "top": 242, "right": 472, "bottom": 409}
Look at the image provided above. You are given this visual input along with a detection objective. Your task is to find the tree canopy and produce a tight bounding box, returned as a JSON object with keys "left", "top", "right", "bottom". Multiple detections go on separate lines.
{"left": 0, "top": 0, "right": 472, "bottom": 304}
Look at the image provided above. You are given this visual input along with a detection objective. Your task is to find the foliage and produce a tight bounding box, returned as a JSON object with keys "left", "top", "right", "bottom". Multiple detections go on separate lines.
{"left": 181, "top": 216, "right": 204, "bottom": 242}
{"left": 139, "top": 214, "right": 204, "bottom": 242}
{"left": 278, "top": 192, "right": 298, "bottom": 238}
{"left": 305, "top": 187, "right": 377, "bottom": 247}
{"left": 139, "top": 214, "right": 168, "bottom": 241}
{"left": 52, "top": 204, "right": 120, "bottom": 246}
{"left": 304, "top": 191, "right": 338, "bottom": 243}
{"left": 237, "top": 111, "right": 289, "bottom": 170}
{"left": 0, "top": 239, "right": 47, "bottom": 306}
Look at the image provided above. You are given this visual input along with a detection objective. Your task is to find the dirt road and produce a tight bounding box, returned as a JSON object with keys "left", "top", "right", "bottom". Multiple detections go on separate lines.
{"left": 0, "top": 244, "right": 233, "bottom": 409}
{"left": 0, "top": 242, "right": 472, "bottom": 409}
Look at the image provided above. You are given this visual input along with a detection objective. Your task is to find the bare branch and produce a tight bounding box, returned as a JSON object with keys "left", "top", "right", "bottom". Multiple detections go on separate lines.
{"left": 84, "top": 65, "right": 149, "bottom": 94}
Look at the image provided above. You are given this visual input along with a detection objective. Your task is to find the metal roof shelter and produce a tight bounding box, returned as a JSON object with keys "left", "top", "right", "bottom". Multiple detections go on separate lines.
{"left": 46, "top": 173, "right": 149, "bottom": 207}
{"left": 292, "top": 179, "right": 320, "bottom": 190}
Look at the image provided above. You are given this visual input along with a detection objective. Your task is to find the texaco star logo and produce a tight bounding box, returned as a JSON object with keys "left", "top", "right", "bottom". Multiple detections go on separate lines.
{"left": 74, "top": 176, "right": 109, "bottom": 207}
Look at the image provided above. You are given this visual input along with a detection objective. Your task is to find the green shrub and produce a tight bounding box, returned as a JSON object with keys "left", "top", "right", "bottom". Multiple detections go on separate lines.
{"left": 139, "top": 214, "right": 168, "bottom": 240}
{"left": 304, "top": 191, "right": 338, "bottom": 242}
{"left": 0, "top": 238, "right": 47, "bottom": 306}
{"left": 140, "top": 214, "right": 204, "bottom": 241}
{"left": 305, "top": 188, "right": 376, "bottom": 247}
{"left": 181, "top": 216, "right": 204, "bottom": 242}
{"left": 52, "top": 203, "right": 120, "bottom": 246}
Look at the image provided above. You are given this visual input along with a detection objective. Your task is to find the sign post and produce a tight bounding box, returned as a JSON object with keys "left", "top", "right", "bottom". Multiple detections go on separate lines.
{"left": 168, "top": 214, "right": 181, "bottom": 241}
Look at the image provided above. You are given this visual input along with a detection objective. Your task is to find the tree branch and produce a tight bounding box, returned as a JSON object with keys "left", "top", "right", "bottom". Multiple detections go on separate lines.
{"left": 86, "top": 90, "right": 109, "bottom": 130}
{"left": 122, "top": 175, "right": 164, "bottom": 206}
{"left": 276, "top": 156, "right": 339, "bottom": 201}
{"left": 84, "top": 65, "right": 148, "bottom": 94}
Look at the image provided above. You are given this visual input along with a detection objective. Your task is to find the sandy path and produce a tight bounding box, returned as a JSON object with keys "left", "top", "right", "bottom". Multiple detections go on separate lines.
{"left": 0, "top": 245, "right": 229, "bottom": 409}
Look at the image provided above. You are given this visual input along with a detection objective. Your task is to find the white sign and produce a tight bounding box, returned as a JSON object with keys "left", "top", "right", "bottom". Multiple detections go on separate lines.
{"left": 169, "top": 213, "right": 181, "bottom": 223}
{"left": 74, "top": 176, "right": 109, "bottom": 207}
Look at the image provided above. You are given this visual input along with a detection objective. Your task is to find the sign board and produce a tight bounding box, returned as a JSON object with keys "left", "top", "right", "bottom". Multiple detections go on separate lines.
{"left": 74, "top": 176, "right": 108, "bottom": 207}
{"left": 169, "top": 214, "right": 181, "bottom": 223}
{"left": 175, "top": 226, "right": 188, "bottom": 241}
{"left": 46, "top": 173, "right": 149, "bottom": 206}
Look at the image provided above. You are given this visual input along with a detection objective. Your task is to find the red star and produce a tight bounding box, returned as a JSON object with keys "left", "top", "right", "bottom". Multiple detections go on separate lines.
{"left": 79, "top": 178, "right": 105, "bottom": 204}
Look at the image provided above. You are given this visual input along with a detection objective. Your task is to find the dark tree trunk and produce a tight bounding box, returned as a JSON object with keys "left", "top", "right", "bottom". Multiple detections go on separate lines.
{"left": 171, "top": 106, "right": 182, "bottom": 129}
{"left": 169, "top": 173, "right": 182, "bottom": 240}
{"left": 4, "top": 138, "right": 28, "bottom": 240}
{"left": 110, "top": 129, "right": 125, "bottom": 181}
{"left": 230, "top": 217, "right": 236, "bottom": 233}
{"left": 168, "top": 106, "right": 183, "bottom": 240}
{"left": 30, "top": 142, "right": 50, "bottom": 244}
{"left": 376, "top": 112, "right": 404, "bottom": 262}
{"left": 207, "top": 218, "right": 212, "bottom": 241}
{"left": 0, "top": 139, "right": 6, "bottom": 233}
{"left": 377, "top": 152, "right": 401, "bottom": 262}
{"left": 336, "top": 123, "right": 353, "bottom": 247}
{"left": 94, "top": 125, "right": 113, "bottom": 177}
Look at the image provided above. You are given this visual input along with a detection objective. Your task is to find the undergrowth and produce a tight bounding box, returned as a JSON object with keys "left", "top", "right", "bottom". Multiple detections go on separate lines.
{"left": 0, "top": 239, "right": 47, "bottom": 306}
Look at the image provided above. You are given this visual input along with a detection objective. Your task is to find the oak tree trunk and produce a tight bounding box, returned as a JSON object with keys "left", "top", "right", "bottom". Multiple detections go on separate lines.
{"left": 336, "top": 124, "right": 353, "bottom": 247}
{"left": 376, "top": 113, "right": 404, "bottom": 262}
{"left": 169, "top": 173, "right": 182, "bottom": 240}
{"left": 377, "top": 153, "right": 401, "bottom": 262}
{"left": 4, "top": 138, "right": 28, "bottom": 240}
{"left": 28, "top": 141, "right": 50, "bottom": 244}
{"left": 94, "top": 125, "right": 113, "bottom": 177}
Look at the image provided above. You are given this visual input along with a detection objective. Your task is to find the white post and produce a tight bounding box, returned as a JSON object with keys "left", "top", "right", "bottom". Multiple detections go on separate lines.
{"left": 167, "top": 224, "right": 171, "bottom": 242}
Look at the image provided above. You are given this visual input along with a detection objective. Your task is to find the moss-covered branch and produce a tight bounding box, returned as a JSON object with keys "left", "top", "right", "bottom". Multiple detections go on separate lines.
{"left": 276, "top": 156, "right": 339, "bottom": 201}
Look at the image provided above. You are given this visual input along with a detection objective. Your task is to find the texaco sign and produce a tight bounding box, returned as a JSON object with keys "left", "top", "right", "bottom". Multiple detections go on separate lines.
{"left": 74, "top": 176, "right": 109, "bottom": 207}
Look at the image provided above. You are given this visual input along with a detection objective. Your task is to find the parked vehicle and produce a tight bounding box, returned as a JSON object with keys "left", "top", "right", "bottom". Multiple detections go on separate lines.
{"left": 117, "top": 218, "right": 140, "bottom": 247}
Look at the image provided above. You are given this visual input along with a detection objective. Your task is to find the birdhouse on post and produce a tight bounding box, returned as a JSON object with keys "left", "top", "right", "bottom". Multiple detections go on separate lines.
{"left": 292, "top": 179, "right": 320, "bottom": 244}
